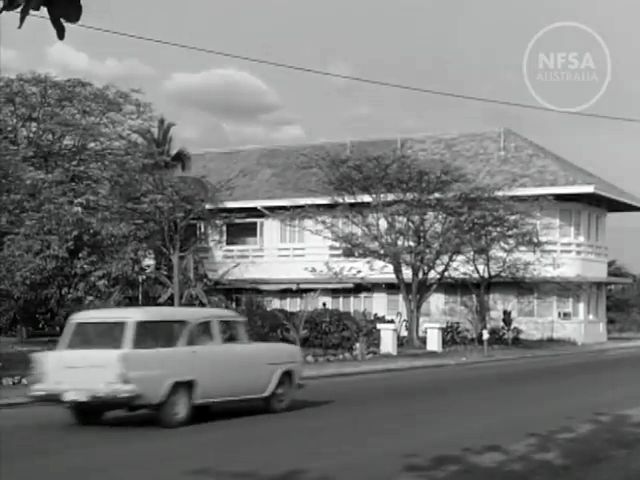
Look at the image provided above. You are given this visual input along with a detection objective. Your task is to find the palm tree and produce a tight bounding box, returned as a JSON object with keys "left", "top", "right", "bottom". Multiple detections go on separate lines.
{"left": 138, "top": 116, "right": 191, "bottom": 172}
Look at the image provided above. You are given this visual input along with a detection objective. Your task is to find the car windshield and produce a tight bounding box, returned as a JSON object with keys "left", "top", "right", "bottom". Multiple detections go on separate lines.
{"left": 65, "top": 322, "right": 125, "bottom": 350}
{"left": 133, "top": 320, "right": 187, "bottom": 349}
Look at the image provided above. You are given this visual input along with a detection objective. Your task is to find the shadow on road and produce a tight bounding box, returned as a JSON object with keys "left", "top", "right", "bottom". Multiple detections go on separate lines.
{"left": 185, "top": 467, "right": 333, "bottom": 479}
{"left": 399, "top": 411, "right": 640, "bottom": 479}
{"left": 100, "top": 399, "right": 334, "bottom": 428}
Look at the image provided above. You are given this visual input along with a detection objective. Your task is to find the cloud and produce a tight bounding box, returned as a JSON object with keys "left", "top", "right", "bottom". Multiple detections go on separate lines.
{"left": 0, "top": 47, "right": 23, "bottom": 74}
{"left": 163, "top": 68, "right": 282, "bottom": 120}
{"left": 44, "top": 43, "right": 155, "bottom": 82}
{"left": 162, "top": 67, "right": 306, "bottom": 147}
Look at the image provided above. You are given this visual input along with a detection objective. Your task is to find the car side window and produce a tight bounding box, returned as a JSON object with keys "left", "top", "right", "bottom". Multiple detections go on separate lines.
{"left": 133, "top": 321, "right": 187, "bottom": 349}
{"left": 219, "top": 320, "right": 249, "bottom": 344}
{"left": 187, "top": 320, "right": 215, "bottom": 346}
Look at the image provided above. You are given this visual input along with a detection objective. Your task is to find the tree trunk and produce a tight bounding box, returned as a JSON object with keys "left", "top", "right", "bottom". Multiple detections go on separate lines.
{"left": 475, "top": 282, "right": 490, "bottom": 334}
{"left": 17, "top": 323, "right": 27, "bottom": 342}
{"left": 409, "top": 300, "right": 421, "bottom": 348}
{"left": 172, "top": 251, "right": 180, "bottom": 307}
{"left": 405, "top": 278, "right": 424, "bottom": 349}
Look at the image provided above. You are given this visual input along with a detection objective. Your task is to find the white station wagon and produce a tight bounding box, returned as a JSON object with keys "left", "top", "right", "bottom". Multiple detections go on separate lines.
{"left": 29, "top": 307, "right": 305, "bottom": 428}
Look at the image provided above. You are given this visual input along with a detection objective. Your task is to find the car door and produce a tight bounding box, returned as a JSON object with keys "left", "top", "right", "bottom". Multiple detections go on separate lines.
{"left": 217, "top": 319, "right": 271, "bottom": 398}
{"left": 123, "top": 319, "right": 193, "bottom": 404}
{"left": 185, "top": 319, "right": 231, "bottom": 401}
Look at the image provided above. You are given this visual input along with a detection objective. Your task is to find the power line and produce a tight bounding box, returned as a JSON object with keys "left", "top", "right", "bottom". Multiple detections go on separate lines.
{"left": 13, "top": 12, "right": 640, "bottom": 125}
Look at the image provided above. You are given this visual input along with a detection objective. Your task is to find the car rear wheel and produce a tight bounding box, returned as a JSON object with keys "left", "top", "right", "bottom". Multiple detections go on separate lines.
{"left": 264, "top": 373, "right": 294, "bottom": 413}
{"left": 70, "top": 405, "right": 104, "bottom": 426}
{"left": 158, "top": 384, "right": 193, "bottom": 428}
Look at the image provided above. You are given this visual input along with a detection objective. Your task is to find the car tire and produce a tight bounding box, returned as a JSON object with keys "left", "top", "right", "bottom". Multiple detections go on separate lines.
{"left": 70, "top": 405, "right": 104, "bottom": 426}
{"left": 264, "top": 373, "right": 294, "bottom": 414}
{"left": 158, "top": 383, "right": 193, "bottom": 428}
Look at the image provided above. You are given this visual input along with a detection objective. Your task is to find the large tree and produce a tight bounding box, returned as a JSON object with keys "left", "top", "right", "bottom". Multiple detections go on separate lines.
{"left": 299, "top": 149, "right": 479, "bottom": 348}
{"left": 0, "top": 73, "right": 154, "bottom": 331}
{"left": 450, "top": 195, "right": 544, "bottom": 336}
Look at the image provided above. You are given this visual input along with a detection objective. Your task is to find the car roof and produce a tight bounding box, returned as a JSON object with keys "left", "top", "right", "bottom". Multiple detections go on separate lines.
{"left": 68, "top": 307, "right": 246, "bottom": 322}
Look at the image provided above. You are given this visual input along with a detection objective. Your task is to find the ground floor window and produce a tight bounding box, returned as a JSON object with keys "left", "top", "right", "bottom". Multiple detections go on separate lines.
{"left": 269, "top": 292, "right": 319, "bottom": 311}
{"left": 331, "top": 293, "right": 373, "bottom": 315}
{"left": 516, "top": 287, "right": 536, "bottom": 317}
{"left": 385, "top": 290, "right": 431, "bottom": 320}
{"left": 387, "top": 293, "right": 400, "bottom": 318}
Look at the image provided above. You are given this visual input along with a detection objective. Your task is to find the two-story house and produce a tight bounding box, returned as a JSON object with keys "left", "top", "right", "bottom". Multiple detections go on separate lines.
{"left": 188, "top": 128, "right": 640, "bottom": 344}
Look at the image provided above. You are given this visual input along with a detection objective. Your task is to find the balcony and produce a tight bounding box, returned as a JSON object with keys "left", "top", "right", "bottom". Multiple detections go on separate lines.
{"left": 541, "top": 240, "right": 608, "bottom": 259}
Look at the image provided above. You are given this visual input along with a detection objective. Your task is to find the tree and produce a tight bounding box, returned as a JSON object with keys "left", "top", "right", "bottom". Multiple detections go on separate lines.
{"left": 0, "top": 0, "right": 83, "bottom": 41}
{"left": 129, "top": 113, "right": 225, "bottom": 307}
{"left": 136, "top": 116, "right": 191, "bottom": 172}
{"left": 298, "top": 149, "right": 477, "bottom": 348}
{"left": 0, "top": 73, "right": 155, "bottom": 331}
{"left": 122, "top": 171, "right": 218, "bottom": 307}
{"left": 450, "top": 195, "right": 544, "bottom": 337}
{"left": 608, "top": 259, "right": 635, "bottom": 280}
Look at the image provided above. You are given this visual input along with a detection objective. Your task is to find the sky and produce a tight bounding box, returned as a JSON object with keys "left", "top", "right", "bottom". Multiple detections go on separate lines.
{"left": 1, "top": 0, "right": 639, "bottom": 271}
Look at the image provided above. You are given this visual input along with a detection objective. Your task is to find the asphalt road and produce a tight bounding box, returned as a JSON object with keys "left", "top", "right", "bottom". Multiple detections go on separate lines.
{"left": 2, "top": 349, "right": 640, "bottom": 480}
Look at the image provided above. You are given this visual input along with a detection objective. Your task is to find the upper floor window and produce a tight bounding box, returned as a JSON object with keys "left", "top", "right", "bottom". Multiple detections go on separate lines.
{"left": 586, "top": 213, "right": 592, "bottom": 241}
{"left": 329, "top": 216, "right": 361, "bottom": 243}
{"left": 595, "top": 214, "right": 604, "bottom": 243}
{"left": 225, "top": 220, "right": 264, "bottom": 247}
{"left": 558, "top": 208, "right": 583, "bottom": 240}
{"left": 280, "top": 218, "right": 305, "bottom": 244}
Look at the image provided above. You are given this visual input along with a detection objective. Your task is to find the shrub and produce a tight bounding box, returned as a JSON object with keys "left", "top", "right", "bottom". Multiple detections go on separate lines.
{"left": 245, "top": 308, "right": 290, "bottom": 343}
{"left": 442, "top": 321, "right": 474, "bottom": 346}
{"left": 302, "top": 309, "right": 359, "bottom": 352}
{"left": 243, "top": 307, "right": 381, "bottom": 354}
{"left": 481, "top": 325, "right": 523, "bottom": 345}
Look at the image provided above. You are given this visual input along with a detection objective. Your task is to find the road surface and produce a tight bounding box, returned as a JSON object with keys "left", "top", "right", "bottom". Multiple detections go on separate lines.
{"left": 2, "top": 349, "right": 640, "bottom": 480}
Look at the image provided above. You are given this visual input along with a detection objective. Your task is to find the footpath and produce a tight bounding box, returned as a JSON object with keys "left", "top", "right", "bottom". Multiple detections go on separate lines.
{"left": 2, "top": 338, "right": 640, "bottom": 408}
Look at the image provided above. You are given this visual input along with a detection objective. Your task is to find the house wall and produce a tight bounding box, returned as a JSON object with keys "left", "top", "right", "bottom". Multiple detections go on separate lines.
{"left": 230, "top": 282, "right": 607, "bottom": 345}
{"left": 198, "top": 199, "right": 610, "bottom": 344}
{"left": 201, "top": 200, "right": 609, "bottom": 281}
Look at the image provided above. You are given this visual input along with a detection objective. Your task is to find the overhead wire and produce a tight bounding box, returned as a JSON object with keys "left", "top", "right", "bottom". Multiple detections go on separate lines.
{"left": 9, "top": 12, "right": 640, "bottom": 124}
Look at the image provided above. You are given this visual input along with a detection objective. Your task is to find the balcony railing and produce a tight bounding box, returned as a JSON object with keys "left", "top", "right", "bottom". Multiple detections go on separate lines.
{"left": 221, "top": 247, "right": 265, "bottom": 261}
{"left": 541, "top": 241, "right": 608, "bottom": 259}
{"left": 212, "top": 239, "right": 608, "bottom": 264}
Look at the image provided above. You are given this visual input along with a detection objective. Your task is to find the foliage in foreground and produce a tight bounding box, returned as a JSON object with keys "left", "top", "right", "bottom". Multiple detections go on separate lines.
{"left": 0, "top": 73, "right": 215, "bottom": 334}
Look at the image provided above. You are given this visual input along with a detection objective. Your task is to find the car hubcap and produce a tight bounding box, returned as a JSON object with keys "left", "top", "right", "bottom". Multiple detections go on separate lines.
{"left": 171, "top": 391, "right": 188, "bottom": 420}
{"left": 274, "top": 379, "right": 291, "bottom": 406}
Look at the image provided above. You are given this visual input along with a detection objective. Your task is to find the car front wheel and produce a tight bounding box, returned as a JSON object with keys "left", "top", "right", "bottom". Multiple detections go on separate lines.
{"left": 264, "top": 373, "right": 294, "bottom": 413}
{"left": 158, "top": 384, "right": 193, "bottom": 428}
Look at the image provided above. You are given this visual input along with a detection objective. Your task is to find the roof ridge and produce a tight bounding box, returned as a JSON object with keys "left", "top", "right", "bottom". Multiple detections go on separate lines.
{"left": 505, "top": 130, "right": 640, "bottom": 202}
{"left": 192, "top": 127, "right": 504, "bottom": 155}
